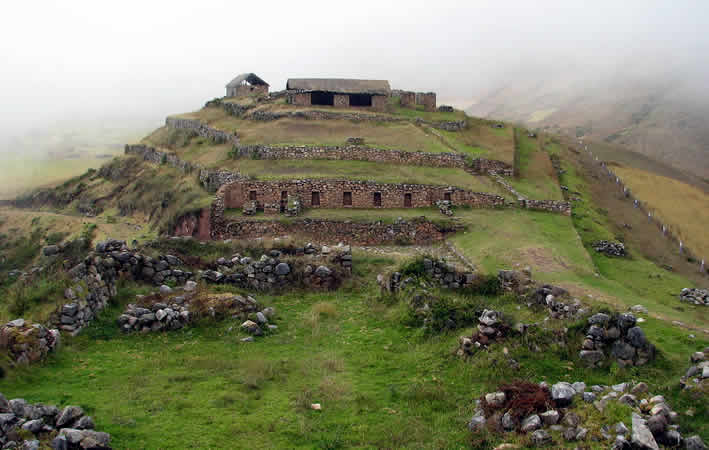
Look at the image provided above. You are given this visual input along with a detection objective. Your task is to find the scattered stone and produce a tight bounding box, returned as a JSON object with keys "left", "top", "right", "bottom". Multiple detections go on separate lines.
{"left": 679, "top": 288, "right": 709, "bottom": 306}
{"left": 530, "top": 430, "right": 551, "bottom": 446}
{"left": 631, "top": 412, "right": 659, "bottom": 450}
{"left": 551, "top": 382, "right": 575, "bottom": 407}
{"left": 593, "top": 240, "right": 626, "bottom": 257}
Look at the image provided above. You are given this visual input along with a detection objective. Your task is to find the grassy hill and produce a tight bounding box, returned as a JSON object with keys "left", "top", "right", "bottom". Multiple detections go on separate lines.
{"left": 0, "top": 96, "right": 708, "bottom": 448}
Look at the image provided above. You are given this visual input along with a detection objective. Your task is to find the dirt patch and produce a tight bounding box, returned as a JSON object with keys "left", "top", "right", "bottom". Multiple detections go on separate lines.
{"left": 502, "top": 246, "right": 568, "bottom": 273}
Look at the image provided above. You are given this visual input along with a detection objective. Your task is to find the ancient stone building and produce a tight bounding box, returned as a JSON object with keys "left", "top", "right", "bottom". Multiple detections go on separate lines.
{"left": 226, "top": 73, "right": 269, "bottom": 97}
{"left": 400, "top": 91, "right": 436, "bottom": 112}
{"left": 219, "top": 179, "right": 504, "bottom": 213}
{"left": 286, "top": 78, "right": 391, "bottom": 111}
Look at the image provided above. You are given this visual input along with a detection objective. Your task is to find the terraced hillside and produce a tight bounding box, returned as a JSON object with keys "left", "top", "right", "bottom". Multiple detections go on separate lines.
{"left": 0, "top": 92, "right": 707, "bottom": 449}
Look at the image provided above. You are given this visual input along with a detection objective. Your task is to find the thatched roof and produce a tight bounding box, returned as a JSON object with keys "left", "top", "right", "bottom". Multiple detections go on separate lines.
{"left": 286, "top": 78, "right": 390, "bottom": 95}
{"left": 226, "top": 73, "right": 269, "bottom": 88}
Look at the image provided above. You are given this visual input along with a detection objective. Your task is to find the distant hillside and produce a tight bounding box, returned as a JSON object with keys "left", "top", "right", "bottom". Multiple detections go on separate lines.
{"left": 467, "top": 75, "right": 709, "bottom": 180}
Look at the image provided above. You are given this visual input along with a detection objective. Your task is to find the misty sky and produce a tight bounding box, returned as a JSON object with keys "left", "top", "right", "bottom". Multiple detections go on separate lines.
{"left": 1, "top": 0, "right": 708, "bottom": 139}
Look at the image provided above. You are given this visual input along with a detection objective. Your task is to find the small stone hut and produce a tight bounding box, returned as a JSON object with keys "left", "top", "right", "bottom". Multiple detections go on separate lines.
{"left": 226, "top": 73, "right": 269, "bottom": 97}
{"left": 286, "top": 78, "right": 391, "bottom": 111}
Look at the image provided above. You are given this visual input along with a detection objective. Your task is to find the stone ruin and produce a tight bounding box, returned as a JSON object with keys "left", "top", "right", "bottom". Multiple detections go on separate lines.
{"left": 457, "top": 309, "right": 515, "bottom": 356}
{"left": 0, "top": 393, "right": 111, "bottom": 449}
{"left": 0, "top": 319, "right": 60, "bottom": 366}
{"left": 580, "top": 312, "right": 656, "bottom": 368}
{"left": 379, "top": 257, "right": 476, "bottom": 292}
{"left": 468, "top": 379, "right": 705, "bottom": 449}
{"left": 680, "top": 347, "right": 709, "bottom": 391}
{"left": 679, "top": 288, "right": 709, "bottom": 306}
{"left": 201, "top": 244, "right": 352, "bottom": 291}
{"left": 593, "top": 240, "right": 626, "bottom": 257}
{"left": 436, "top": 199, "right": 453, "bottom": 216}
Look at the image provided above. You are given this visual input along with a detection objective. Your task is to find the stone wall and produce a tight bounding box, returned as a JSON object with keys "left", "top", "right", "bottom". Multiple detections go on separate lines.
{"left": 580, "top": 312, "right": 656, "bottom": 368}
{"left": 198, "top": 169, "right": 245, "bottom": 192}
{"left": 420, "top": 92, "right": 436, "bottom": 112}
{"left": 467, "top": 158, "right": 514, "bottom": 177}
{"left": 125, "top": 144, "right": 199, "bottom": 172}
{"left": 232, "top": 143, "right": 467, "bottom": 168}
{"left": 49, "top": 239, "right": 194, "bottom": 335}
{"left": 522, "top": 199, "right": 572, "bottom": 216}
{"left": 380, "top": 257, "right": 477, "bottom": 292}
{"left": 227, "top": 84, "right": 268, "bottom": 98}
{"left": 334, "top": 94, "right": 349, "bottom": 108}
{"left": 0, "top": 319, "right": 60, "bottom": 365}
{"left": 210, "top": 214, "right": 457, "bottom": 246}
{"left": 400, "top": 91, "right": 416, "bottom": 107}
{"left": 165, "top": 117, "right": 239, "bottom": 145}
{"left": 287, "top": 92, "right": 311, "bottom": 106}
{"left": 218, "top": 178, "right": 505, "bottom": 211}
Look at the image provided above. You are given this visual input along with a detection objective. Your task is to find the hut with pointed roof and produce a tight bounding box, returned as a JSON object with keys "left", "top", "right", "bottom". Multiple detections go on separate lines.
{"left": 226, "top": 73, "right": 269, "bottom": 97}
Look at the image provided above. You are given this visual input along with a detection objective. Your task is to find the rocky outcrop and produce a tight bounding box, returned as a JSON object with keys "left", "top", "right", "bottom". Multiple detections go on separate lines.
{"left": 0, "top": 320, "right": 60, "bottom": 365}
{"left": 0, "top": 393, "right": 111, "bottom": 449}
{"left": 580, "top": 313, "right": 656, "bottom": 368}
{"left": 593, "top": 240, "right": 626, "bottom": 257}
{"left": 679, "top": 288, "right": 709, "bottom": 306}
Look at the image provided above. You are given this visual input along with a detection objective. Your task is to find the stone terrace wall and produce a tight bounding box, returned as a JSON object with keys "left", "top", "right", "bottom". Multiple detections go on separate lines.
{"left": 125, "top": 144, "right": 199, "bottom": 172}
{"left": 211, "top": 217, "right": 455, "bottom": 246}
{"left": 233, "top": 144, "right": 466, "bottom": 168}
{"left": 246, "top": 109, "right": 465, "bottom": 131}
{"left": 198, "top": 169, "right": 245, "bottom": 192}
{"left": 218, "top": 179, "right": 506, "bottom": 211}
{"left": 522, "top": 199, "right": 572, "bottom": 216}
{"left": 467, "top": 158, "right": 514, "bottom": 177}
{"left": 165, "top": 117, "right": 239, "bottom": 145}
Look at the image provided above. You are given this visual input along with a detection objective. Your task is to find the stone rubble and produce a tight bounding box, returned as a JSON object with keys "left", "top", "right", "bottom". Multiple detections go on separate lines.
{"left": 580, "top": 312, "right": 656, "bottom": 367}
{"left": 0, "top": 320, "right": 60, "bottom": 365}
{"left": 593, "top": 240, "right": 626, "bottom": 257}
{"left": 0, "top": 393, "right": 111, "bottom": 449}
{"left": 469, "top": 380, "right": 705, "bottom": 449}
{"left": 679, "top": 288, "right": 709, "bottom": 306}
{"left": 679, "top": 347, "right": 709, "bottom": 390}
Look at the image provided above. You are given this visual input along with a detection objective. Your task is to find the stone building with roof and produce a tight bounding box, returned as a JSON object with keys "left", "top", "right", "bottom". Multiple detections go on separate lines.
{"left": 226, "top": 73, "right": 269, "bottom": 97}
{"left": 285, "top": 78, "right": 391, "bottom": 111}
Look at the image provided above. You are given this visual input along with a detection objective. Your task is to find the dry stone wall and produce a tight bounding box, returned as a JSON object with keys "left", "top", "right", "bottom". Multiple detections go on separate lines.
{"left": 522, "top": 199, "right": 572, "bottom": 216}
{"left": 219, "top": 179, "right": 505, "bottom": 211}
{"left": 165, "top": 117, "right": 239, "bottom": 145}
{"left": 125, "top": 144, "right": 199, "bottom": 172}
{"left": 0, "top": 319, "right": 60, "bottom": 365}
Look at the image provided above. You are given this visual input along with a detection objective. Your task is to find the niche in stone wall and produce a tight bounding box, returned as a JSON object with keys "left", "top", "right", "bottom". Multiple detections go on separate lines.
{"left": 249, "top": 190, "right": 257, "bottom": 201}
{"left": 349, "top": 93, "right": 373, "bottom": 107}
{"left": 311, "top": 91, "right": 334, "bottom": 106}
{"left": 343, "top": 192, "right": 352, "bottom": 206}
{"left": 404, "top": 193, "right": 412, "bottom": 207}
{"left": 373, "top": 192, "right": 382, "bottom": 207}
{"left": 444, "top": 192, "right": 451, "bottom": 202}
{"left": 311, "top": 191, "right": 321, "bottom": 206}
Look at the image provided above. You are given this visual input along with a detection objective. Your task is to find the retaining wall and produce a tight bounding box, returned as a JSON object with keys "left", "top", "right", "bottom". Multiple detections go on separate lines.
{"left": 165, "top": 117, "right": 239, "bottom": 145}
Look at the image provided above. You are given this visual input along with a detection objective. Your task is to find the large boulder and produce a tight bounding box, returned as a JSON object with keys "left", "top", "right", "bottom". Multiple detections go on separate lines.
{"left": 631, "top": 412, "right": 659, "bottom": 450}
{"left": 551, "top": 382, "right": 575, "bottom": 407}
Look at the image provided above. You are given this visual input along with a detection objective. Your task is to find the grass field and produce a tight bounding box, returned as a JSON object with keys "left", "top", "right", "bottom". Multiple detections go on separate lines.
{"left": 1, "top": 256, "right": 707, "bottom": 448}
{"left": 509, "top": 130, "right": 563, "bottom": 200}
{"left": 613, "top": 165, "right": 709, "bottom": 260}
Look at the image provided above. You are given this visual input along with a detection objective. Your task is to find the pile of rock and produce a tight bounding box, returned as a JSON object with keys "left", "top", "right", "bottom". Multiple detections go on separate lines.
{"left": 243, "top": 201, "right": 257, "bottom": 216}
{"left": 380, "top": 258, "right": 476, "bottom": 292}
{"left": 119, "top": 296, "right": 191, "bottom": 333}
{"left": 345, "top": 137, "right": 365, "bottom": 145}
{"left": 469, "top": 380, "right": 706, "bottom": 449}
{"left": 593, "top": 240, "right": 626, "bottom": 257}
{"left": 680, "top": 347, "right": 709, "bottom": 390}
{"left": 240, "top": 307, "right": 277, "bottom": 339}
{"left": 498, "top": 268, "right": 534, "bottom": 294}
{"left": 0, "top": 319, "right": 60, "bottom": 365}
{"left": 201, "top": 246, "right": 351, "bottom": 291}
{"left": 579, "top": 312, "right": 656, "bottom": 368}
{"left": 435, "top": 200, "right": 453, "bottom": 216}
{"left": 285, "top": 195, "right": 301, "bottom": 217}
{"left": 527, "top": 285, "right": 586, "bottom": 319}
{"left": 458, "top": 309, "right": 511, "bottom": 356}
{"left": 679, "top": 288, "right": 709, "bottom": 306}
{"left": 0, "top": 393, "right": 110, "bottom": 449}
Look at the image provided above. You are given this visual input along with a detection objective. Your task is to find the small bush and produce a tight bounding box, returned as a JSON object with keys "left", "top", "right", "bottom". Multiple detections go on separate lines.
{"left": 461, "top": 274, "right": 501, "bottom": 297}
{"left": 399, "top": 258, "right": 427, "bottom": 277}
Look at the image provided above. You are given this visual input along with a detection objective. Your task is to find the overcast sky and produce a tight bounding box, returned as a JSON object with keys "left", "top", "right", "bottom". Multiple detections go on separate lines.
{"left": 1, "top": 0, "right": 708, "bottom": 141}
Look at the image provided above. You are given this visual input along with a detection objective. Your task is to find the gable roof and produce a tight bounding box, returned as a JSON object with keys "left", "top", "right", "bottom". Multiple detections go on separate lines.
{"left": 286, "top": 78, "right": 390, "bottom": 95}
{"left": 226, "top": 73, "right": 269, "bottom": 88}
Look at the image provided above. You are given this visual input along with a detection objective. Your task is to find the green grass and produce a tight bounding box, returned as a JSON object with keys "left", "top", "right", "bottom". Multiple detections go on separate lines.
{"left": 224, "top": 207, "right": 450, "bottom": 224}
{"left": 509, "top": 129, "right": 563, "bottom": 200}
{"left": 387, "top": 96, "right": 466, "bottom": 122}
{"left": 1, "top": 260, "right": 707, "bottom": 448}
{"left": 221, "top": 159, "right": 508, "bottom": 195}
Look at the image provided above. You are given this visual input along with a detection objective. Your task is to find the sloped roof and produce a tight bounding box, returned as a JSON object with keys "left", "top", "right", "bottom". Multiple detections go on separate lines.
{"left": 226, "top": 73, "right": 269, "bottom": 88}
{"left": 286, "top": 78, "right": 390, "bottom": 95}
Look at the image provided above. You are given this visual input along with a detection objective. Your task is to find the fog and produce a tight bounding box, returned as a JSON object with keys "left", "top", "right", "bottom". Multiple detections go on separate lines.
{"left": 1, "top": 0, "right": 708, "bottom": 147}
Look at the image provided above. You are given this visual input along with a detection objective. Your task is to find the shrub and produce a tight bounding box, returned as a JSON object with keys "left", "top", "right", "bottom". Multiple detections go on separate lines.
{"left": 45, "top": 231, "right": 68, "bottom": 245}
{"left": 461, "top": 274, "right": 501, "bottom": 297}
{"left": 399, "top": 257, "right": 427, "bottom": 277}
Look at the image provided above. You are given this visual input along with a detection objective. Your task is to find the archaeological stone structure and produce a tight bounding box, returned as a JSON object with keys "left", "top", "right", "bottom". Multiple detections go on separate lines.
{"left": 218, "top": 178, "right": 505, "bottom": 212}
{"left": 225, "top": 73, "right": 269, "bottom": 98}
{"left": 286, "top": 78, "right": 391, "bottom": 111}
